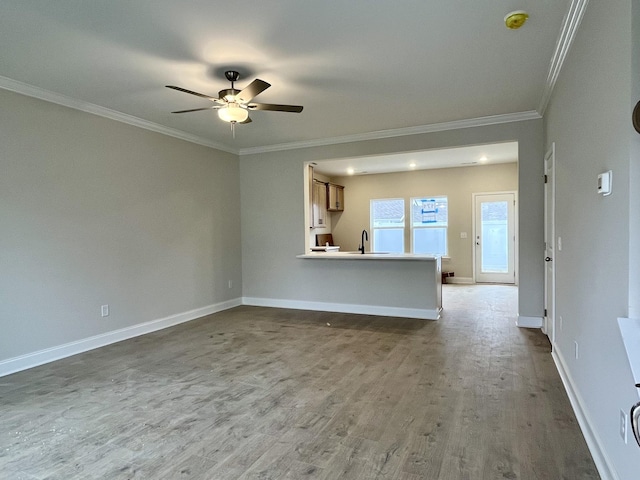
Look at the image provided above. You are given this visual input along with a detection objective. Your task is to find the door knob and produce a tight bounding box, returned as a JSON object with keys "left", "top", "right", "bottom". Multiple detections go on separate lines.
{"left": 545, "top": 257, "right": 552, "bottom": 262}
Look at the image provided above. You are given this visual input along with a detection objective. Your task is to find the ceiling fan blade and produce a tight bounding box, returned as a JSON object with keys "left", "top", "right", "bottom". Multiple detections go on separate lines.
{"left": 166, "top": 85, "right": 218, "bottom": 101}
{"left": 171, "top": 106, "right": 219, "bottom": 113}
{"left": 248, "top": 103, "right": 303, "bottom": 113}
{"left": 236, "top": 79, "right": 271, "bottom": 104}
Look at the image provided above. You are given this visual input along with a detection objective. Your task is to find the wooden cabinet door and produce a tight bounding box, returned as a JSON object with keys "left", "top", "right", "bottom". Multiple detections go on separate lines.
{"left": 327, "top": 184, "right": 344, "bottom": 211}
{"left": 312, "top": 182, "right": 327, "bottom": 227}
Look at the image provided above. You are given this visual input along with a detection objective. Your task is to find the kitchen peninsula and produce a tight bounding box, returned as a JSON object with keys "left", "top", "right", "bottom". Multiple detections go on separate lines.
{"left": 297, "top": 252, "right": 442, "bottom": 319}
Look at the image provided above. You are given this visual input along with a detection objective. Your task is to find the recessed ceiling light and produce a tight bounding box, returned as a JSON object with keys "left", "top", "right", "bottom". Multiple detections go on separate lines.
{"left": 409, "top": 162, "right": 417, "bottom": 168}
{"left": 479, "top": 156, "right": 488, "bottom": 162}
{"left": 347, "top": 167, "right": 355, "bottom": 175}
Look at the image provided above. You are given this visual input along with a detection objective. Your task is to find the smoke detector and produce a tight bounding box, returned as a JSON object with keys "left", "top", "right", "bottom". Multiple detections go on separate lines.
{"left": 504, "top": 10, "right": 529, "bottom": 29}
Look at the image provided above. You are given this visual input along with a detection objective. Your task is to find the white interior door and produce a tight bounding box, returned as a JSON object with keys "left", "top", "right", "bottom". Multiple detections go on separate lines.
{"left": 474, "top": 193, "right": 516, "bottom": 284}
{"left": 544, "top": 144, "right": 556, "bottom": 344}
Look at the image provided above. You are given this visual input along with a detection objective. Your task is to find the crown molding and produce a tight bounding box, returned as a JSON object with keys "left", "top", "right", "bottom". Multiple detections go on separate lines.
{"left": 0, "top": 74, "right": 543, "bottom": 158}
{"left": 0, "top": 75, "right": 237, "bottom": 155}
{"left": 538, "top": 0, "right": 590, "bottom": 115}
{"left": 239, "top": 110, "right": 542, "bottom": 156}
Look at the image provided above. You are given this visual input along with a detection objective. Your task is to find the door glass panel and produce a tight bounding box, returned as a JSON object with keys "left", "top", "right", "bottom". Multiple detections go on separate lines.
{"left": 481, "top": 201, "right": 508, "bottom": 273}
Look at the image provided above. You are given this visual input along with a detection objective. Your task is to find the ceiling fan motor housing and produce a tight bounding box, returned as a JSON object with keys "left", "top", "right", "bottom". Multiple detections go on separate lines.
{"left": 219, "top": 88, "right": 240, "bottom": 102}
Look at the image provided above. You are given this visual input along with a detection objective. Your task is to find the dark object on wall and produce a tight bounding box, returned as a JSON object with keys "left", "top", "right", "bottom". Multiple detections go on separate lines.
{"left": 632, "top": 401, "right": 640, "bottom": 447}
{"left": 633, "top": 101, "right": 640, "bottom": 134}
{"left": 632, "top": 383, "right": 640, "bottom": 448}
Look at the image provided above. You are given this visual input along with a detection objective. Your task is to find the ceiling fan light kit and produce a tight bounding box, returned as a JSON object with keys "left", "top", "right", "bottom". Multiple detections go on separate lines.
{"left": 504, "top": 10, "right": 529, "bottom": 29}
{"left": 166, "top": 70, "right": 303, "bottom": 135}
{"left": 218, "top": 103, "right": 249, "bottom": 123}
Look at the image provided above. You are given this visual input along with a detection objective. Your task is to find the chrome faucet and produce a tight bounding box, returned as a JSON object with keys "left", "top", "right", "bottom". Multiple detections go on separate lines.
{"left": 359, "top": 229, "right": 369, "bottom": 254}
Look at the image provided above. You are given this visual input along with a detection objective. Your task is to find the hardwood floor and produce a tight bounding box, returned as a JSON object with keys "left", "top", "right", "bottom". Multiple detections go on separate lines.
{"left": 0, "top": 285, "right": 599, "bottom": 479}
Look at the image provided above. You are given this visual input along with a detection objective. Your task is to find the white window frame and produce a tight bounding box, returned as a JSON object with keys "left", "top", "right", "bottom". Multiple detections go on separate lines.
{"left": 370, "top": 198, "right": 405, "bottom": 253}
{"left": 410, "top": 196, "right": 448, "bottom": 255}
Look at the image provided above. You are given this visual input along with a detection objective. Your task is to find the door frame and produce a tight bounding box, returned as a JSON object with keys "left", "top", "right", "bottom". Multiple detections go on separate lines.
{"left": 472, "top": 191, "right": 518, "bottom": 284}
{"left": 544, "top": 144, "right": 556, "bottom": 345}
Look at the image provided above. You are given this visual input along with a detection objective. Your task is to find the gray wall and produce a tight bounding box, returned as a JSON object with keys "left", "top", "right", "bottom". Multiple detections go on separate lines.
{"left": 0, "top": 89, "right": 242, "bottom": 361}
{"left": 240, "top": 119, "right": 543, "bottom": 318}
{"left": 631, "top": 0, "right": 640, "bottom": 319}
{"left": 544, "top": 0, "right": 640, "bottom": 476}
{"left": 329, "top": 163, "right": 518, "bottom": 280}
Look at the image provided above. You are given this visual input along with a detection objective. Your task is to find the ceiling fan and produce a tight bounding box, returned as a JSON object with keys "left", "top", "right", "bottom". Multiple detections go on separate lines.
{"left": 166, "top": 70, "right": 303, "bottom": 133}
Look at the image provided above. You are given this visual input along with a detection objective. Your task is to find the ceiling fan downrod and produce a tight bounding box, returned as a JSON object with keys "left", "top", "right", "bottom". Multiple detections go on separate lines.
{"left": 224, "top": 70, "right": 240, "bottom": 91}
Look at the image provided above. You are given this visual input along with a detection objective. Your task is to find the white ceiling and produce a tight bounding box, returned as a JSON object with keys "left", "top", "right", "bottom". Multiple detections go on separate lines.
{"left": 0, "top": 1, "right": 571, "bottom": 153}
{"left": 313, "top": 142, "right": 518, "bottom": 177}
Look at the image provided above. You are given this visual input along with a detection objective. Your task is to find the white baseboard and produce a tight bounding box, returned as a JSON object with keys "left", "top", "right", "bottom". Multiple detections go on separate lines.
{"left": 552, "top": 349, "right": 618, "bottom": 480}
{"left": 444, "top": 276, "right": 474, "bottom": 284}
{"left": 242, "top": 297, "right": 441, "bottom": 320}
{"left": 516, "top": 315, "right": 543, "bottom": 328}
{"left": 0, "top": 298, "right": 242, "bottom": 378}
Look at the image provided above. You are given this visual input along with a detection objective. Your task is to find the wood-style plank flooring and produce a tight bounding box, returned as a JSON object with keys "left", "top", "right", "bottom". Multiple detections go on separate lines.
{"left": 0, "top": 285, "right": 599, "bottom": 479}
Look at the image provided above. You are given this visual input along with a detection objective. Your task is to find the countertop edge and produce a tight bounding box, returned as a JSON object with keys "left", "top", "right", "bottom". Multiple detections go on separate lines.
{"left": 297, "top": 253, "right": 440, "bottom": 261}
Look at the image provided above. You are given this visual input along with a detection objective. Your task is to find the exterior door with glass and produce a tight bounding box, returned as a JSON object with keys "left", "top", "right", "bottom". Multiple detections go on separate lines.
{"left": 474, "top": 193, "right": 516, "bottom": 284}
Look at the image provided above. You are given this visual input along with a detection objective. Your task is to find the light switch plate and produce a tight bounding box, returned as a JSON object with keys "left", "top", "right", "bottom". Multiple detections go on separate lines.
{"left": 598, "top": 170, "right": 612, "bottom": 196}
{"left": 620, "top": 409, "right": 628, "bottom": 443}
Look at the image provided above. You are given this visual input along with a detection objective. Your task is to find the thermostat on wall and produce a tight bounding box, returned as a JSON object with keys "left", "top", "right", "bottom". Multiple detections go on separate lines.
{"left": 598, "top": 170, "right": 612, "bottom": 196}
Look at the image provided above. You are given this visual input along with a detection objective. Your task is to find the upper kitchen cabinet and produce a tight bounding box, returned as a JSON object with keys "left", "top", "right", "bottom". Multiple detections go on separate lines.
{"left": 312, "top": 181, "right": 328, "bottom": 228}
{"left": 327, "top": 183, "right": 345, "bottom": 212}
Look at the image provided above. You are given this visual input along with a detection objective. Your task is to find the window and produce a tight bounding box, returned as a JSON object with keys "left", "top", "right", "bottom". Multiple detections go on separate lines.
{"left": 411, "top": 196, "right": 448, "bottom": 255}
{"left": 371, "top": 198, "right": 404, "bottom": 253}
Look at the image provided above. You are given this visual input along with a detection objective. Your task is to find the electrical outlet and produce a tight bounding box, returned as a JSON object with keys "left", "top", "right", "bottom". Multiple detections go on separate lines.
{"left": 574, "top": 341, "right": 579, "bottom": 359}
{"left": 620, "top": 409, "right": 628, "bottom": 443}
{"left": 101, "top": 305, "right": 109, "bottom": 317}
{"left": 228, "top": 280, "right": 233, "bottom": 289}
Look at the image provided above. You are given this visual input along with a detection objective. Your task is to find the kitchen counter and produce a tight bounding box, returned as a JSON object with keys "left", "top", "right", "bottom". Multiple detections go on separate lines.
{"left": 294, "top": 251, "right": 442, "bottom": 320}
{"left": 297, "top": 252, "right": 439, "bottom": 261}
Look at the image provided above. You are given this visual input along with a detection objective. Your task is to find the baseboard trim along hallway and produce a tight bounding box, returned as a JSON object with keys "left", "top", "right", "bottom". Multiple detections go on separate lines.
{"left": 0, "top": 298, "right": 242, "bottom": 378}
{"left": 242, "top": 297, "right": 441, "bottom": 321}
{"left": 553, "top": 349, "right": 618, "bottom": 480}
{"left": 1, "top": 295, "right": 441, "bottom": 378}
{"left": 516, "top": 315, "right": 543, "bottom": 328}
